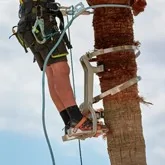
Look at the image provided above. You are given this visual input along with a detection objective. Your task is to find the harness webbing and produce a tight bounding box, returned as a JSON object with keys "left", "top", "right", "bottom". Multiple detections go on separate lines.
{"left": 18, "top": 0, "right": 72, "bottom": 49}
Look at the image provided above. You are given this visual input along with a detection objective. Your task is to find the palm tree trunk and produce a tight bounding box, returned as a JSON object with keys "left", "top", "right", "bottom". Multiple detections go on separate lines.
{"left": 86, "top": 1, "right": 147, "bottom": 165}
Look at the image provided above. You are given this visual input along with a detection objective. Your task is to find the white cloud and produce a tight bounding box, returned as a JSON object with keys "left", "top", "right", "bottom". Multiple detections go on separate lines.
{"left": 153, "top": 146, "right": 165, "bottom": 159}
{"left": 134, "top": 1, "right": 165, "bottom": 41}
{"left": 0, "top": 1, "right": 165, "bottom": 164}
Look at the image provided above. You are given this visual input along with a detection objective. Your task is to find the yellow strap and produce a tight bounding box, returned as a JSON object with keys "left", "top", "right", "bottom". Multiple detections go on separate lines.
{"left": 51, "top": 53, "right": 68, "bottom": 59}
{"left": 19, "top": 0, "right": 23, "bottom": 4}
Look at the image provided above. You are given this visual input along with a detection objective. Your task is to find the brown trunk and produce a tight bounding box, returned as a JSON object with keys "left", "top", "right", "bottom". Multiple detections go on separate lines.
{"left": 86, "top": 1, "right": 147, "bottom": 165}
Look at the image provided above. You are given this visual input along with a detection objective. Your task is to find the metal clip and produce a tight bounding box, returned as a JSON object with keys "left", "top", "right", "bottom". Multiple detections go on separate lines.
{"left": 60, "top": 2, "right": 86, "bottom": 16}
{"left": 31, "top": 5, "right": 47, "bottom": 44}
{"left": 32, "top": 18, "right": 47, "bottom": 44}
{"left": 74, "top": 2, "right": 86, "bottom": 16}
{"left": 36, "top": 5, "right": 43, "bottom": 18}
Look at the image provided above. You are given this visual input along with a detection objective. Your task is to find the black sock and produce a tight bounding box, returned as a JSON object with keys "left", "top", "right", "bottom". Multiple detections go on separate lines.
{"left": 60, "top": 110, "right": 70, "bottom": 125}
{"left": 66, "top": 105, "right": 83, "bottom": 122}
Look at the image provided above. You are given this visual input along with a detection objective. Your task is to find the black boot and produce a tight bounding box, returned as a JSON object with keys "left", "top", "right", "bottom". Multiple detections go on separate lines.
{"left": 60, "top": 110, "right": 70, "bottom": 125}
{"left": 60, "top": 110, "right": 70, "bottom": 134}
{"left": 66, "top": 106, "right": 104, "bottom": 133}
{"left": 66, "top": 105, "right": 83, "bottom": 127}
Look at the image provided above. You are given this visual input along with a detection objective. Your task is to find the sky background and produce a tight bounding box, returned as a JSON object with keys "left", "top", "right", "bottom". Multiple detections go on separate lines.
{"left": 0, "top": 0, "right": 165, "bottom": 165}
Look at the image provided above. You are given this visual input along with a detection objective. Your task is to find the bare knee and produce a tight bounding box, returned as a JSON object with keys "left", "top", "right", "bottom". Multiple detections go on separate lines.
{"left": 50, "top": 61, "right": 70, "bottom": 78}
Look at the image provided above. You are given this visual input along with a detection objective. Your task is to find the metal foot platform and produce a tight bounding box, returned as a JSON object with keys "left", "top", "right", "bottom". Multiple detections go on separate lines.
{"left": 62, "top": 127, "right": 108, "bottom": 142}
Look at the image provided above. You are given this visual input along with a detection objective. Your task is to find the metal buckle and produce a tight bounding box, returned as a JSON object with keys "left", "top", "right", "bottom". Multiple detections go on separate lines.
{"left": 32, "top": 5, "right": 47, "bottom": 44}
{"left": 32, "top": 18, "right": 47, "bottom": 44}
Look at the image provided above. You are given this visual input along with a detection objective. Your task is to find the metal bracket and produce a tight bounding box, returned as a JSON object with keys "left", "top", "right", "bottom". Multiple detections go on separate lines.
{"left": 60, "top": 3, "right": 131, "bottom": 16}
{"left": 93, "top": 76, "right": 141, "bottom": 103}
{"left": 79, "top": 44, "right": 140, "bottom": 110}
{"left": 87, "top": 45, "right": 140, "bottom": 59}
{"left": 62, "top": 45, "right": 141, "bottom": 142}
{"left": 62, "top": 127, "right": 108, "bottom": 142}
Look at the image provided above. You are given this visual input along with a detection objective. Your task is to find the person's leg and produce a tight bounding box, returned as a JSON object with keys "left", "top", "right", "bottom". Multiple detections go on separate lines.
{"left": 23, "top": 32, "right": 91, "bottom": 130}
{"left": 37, "top": 33, "right": 93, "bottom": 129}
{"left": 49, "top": 61, "right": 104, "bottom": 131}
{"left": 30, "top": 46, "right": 71, "bottom": 126}
{"left": 47, "top": 61, "right": 99, "bottom": 131}
{"left": 50, "top": 61, "right": 77, "bottom": 109}
{"left": 46, "top": 65, "right": 70, "bottom": 126}
{"left": 49, "top": 61, "right": 84, "bottom": 124}
{"left": 46, "top": 65, "right": 65, "bottom": 111}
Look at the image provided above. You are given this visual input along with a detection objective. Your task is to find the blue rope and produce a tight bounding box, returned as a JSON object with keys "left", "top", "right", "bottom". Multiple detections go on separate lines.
{"left": 41, "top": 3, "right": 131, "bottom": 165}
{"left": 41, "top": 7, "right": 80, "bottom": 165}
{"left": 66, "top": 15, "right": 83, "bottom": 165}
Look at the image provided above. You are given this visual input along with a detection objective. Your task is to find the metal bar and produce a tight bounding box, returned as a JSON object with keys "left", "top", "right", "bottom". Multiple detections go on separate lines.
{"left": 61, "top": 10, "right": 93, "bottom": 16}
{"left": 79, "top": 55, "right": 104, "bottom": 136}
{"left": 88, "top": 45, "right": 140, "bottom": 59}
{"left": 93, "top": 76, "right": 141, "bottom": 103}
{"left": 80, "top": 55, "right": 103, "bottom": 114}
{"left": 62, "top": 128, "right": 108, "bottom": 142}
{"left": 60, "top": 3, "right": 131, "bottom": 17}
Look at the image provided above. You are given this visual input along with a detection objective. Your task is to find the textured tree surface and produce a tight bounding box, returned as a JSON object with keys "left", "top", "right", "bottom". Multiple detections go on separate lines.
{"left": 86, "top": 1, "right": 147, "bottom": 165}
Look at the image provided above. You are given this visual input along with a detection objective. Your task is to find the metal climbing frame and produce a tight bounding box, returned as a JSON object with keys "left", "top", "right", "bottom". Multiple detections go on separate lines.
{"left": 62, "top": 45, "right": 141, "bottom": 142}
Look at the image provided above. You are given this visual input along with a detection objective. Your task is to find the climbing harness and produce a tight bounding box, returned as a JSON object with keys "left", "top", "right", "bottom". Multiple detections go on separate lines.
{"left": 31, "top": 1, "right": 72, "bottom": 48}
{"left": 11, "top": 0, "right": 72, "bottom": 52}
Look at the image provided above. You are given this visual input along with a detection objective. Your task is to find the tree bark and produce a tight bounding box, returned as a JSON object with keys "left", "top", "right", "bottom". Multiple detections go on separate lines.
{"left": 86, "top": 1, "right": 147, "bottom": 165}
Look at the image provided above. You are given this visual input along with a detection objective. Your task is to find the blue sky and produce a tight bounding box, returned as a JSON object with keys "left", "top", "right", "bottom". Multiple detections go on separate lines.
{"left": 0, "top": 0, "right": 165, "bottom": 165}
